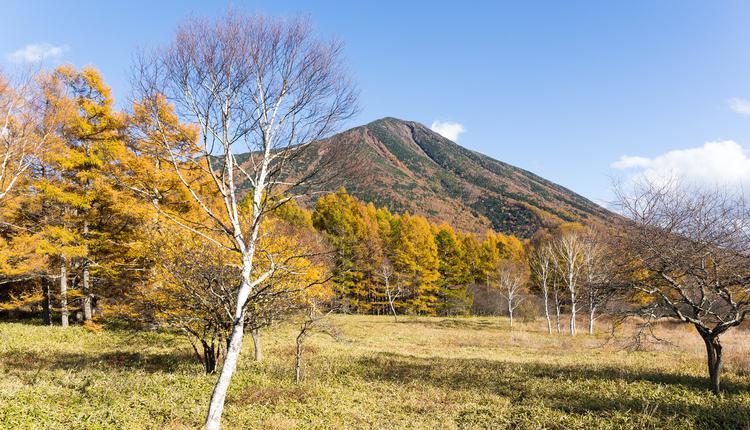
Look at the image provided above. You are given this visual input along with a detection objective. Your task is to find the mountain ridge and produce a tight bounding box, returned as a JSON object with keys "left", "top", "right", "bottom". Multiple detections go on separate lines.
{"left": 239, "top": 117, "right": 611, "bottom": 237}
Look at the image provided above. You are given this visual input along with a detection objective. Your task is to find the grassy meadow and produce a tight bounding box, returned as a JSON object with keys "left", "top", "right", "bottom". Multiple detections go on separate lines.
{"left": 1, "top": 315, "right": 750, "bottom": 429}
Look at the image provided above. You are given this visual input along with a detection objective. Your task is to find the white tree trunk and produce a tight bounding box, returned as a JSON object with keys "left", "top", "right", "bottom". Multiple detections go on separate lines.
{"left": 588, "top": 305, "right": 596, "bottom": 335}
{"left": 569, "top": 292, "right": 576, "bottom": 336}
{"left": 543, "top": 287, "right": 552, "bottom": 334}
{"left": 60, "top": 256, "right": 69, "bottom": 328}
{"left": 204, "top": 315, "right": 246, "bottom": 430}
{"left": 82, "top": 220, "right": 92, "bottom": 322}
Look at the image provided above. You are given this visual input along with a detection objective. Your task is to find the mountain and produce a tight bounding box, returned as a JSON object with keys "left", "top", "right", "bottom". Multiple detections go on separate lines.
{"left": 238, "top": 117, "right": 611, "bottom": 237}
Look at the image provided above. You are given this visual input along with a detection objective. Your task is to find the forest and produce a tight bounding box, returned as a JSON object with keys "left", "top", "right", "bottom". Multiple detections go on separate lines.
{"left": 1, "top": 11, "right": 750, "bottom": 430}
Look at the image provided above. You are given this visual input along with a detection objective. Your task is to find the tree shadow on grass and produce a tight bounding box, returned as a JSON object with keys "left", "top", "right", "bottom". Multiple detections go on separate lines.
{"left": 352, "top": 352, "right": 750, "bottom": 429}
{"left": 1, "top": 349, "right": 198, "bottom": 374}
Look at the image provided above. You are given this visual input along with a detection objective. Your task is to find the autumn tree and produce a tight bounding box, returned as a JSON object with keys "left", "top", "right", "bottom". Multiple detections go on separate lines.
{"left": 434, "top": 224, "right": 472, "bottom": 315}
{"left": 133, "top": 13, "right": 357, "bottom": 429}
{"left": 391, "top": 213, "right": 440, "bottom": 314}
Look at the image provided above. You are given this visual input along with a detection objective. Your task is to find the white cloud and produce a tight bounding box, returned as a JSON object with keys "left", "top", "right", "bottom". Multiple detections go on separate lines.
{"left": 728, "top": 98, "right": 750, "bottom": 116}
{"left": 7, "top": 43, "right": 69, "bottom": 63}
{"left": 431, "top": 120, "right": 465, "bottom": 142}
{"left": 611, "top": 140, "right": 750, "bottom": 188}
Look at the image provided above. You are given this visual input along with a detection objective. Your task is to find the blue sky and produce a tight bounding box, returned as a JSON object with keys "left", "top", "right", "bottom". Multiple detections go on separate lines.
{"left": 3, "top": 1, "right": 750, "bottom": 203}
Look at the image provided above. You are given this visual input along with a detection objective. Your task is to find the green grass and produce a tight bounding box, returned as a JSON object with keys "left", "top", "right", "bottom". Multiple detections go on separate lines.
{"left": 1, "top": 315, "right": 749, "bottom": 429}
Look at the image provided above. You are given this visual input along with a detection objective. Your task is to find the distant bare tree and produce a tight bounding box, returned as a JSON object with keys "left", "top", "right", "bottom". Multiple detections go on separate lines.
{"left": 580, "top": 228, "right": 616, "bottom": 335}
{"left": 530, "top": 243, "right": 554, "bottom": 334}
{"left": 294, "top": 299, "right": 342, "bottom": 383}
{"left": 552, "top": 229, "right": 586, "bottom": 335}
{"left": 133, "top": 12, "right": 357, "bottom": 429}
{"left": 376, "top": 259, "right": 401, "bottom": 322}
{"left": 496, "top": 260, "right": 527, "bottom": 328}
{"left": 615, "top": 179, "right": 750, "bottom": 395}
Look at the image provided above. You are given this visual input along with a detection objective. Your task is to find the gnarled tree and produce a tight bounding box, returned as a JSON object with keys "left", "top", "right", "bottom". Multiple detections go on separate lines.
{"left": 615, "top": 180, "right": 750, "bottom": 395}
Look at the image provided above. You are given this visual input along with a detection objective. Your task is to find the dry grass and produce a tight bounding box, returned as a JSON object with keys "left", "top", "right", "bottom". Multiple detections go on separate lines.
{"left": 1, "top": 315, "right": 749, "bottom": 429}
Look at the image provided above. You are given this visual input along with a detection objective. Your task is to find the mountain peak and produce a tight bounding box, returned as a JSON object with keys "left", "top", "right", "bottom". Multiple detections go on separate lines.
{"left": 239, "top": 118, "right": 610, "bottom": 237}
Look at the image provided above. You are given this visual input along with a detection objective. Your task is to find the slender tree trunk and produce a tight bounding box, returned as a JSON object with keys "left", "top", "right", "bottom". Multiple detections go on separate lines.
{"left": 507, "top": 298, "right": 514, "bottom": 328}
{"left": 702, "top": 334, "right": 723, "bottom": 395}
{"left": 251, "top": 328, "right": 263, "bottom": 362}
{"left": 569, "top": 291, "right": 576, "bottom": 336}
{"left": 82, "top": 265, "right": 92, "bottom": 322}
{"left": 543, "top": 287, "right": 552, "bottom": 335}
{"left": 295, "top": 333, "right": 305, "bottom": 384}
{"left": 554, "top": 290, "right": 561, "bottom": 335}
{"left": 42, "top": 278, "right": 52, "bottom": 326}
{"left": 82, "top": 221, "right": 92, "bottom": 322}
{"left": 588, "top": 304, "right": 596, "bottom": 335}
{"left": 60, "top": 256, "right": 69, "bottom": 328}
{"left": 388, "top": 297, "right": 398, "bottom": 322}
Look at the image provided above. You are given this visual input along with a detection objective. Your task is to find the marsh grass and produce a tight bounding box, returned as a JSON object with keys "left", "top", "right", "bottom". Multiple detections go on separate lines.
{"left": 1, "top": 315, "right": 749, "bottom": 429}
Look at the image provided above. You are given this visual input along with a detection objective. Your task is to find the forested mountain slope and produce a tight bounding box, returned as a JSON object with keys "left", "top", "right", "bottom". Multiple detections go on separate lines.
{"left": 237, "top": 117, "right": 611, "bottom": 237}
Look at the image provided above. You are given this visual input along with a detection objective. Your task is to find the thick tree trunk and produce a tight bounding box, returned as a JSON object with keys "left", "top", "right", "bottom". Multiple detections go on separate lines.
{"left": 42, "top": 278, "right": 52, "bottom": 326}
{"left": 702, "top": 334, "right": 723, "bottom": 395}
{"left": 251, "top": 328, "right": 263, "bottom": 362}
{"left": 204, "top": 317, "right": 245, "bottom": 429}
{"left": 60, "top": 256, "right": 69, "bottom": 328}
{"left": 202, "top": 340, "right": 218, "bottom": 374}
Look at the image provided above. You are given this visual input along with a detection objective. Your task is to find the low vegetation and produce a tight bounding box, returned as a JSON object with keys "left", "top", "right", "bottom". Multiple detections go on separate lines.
{"left": 2, "top": 315, "right": 749, "bottom": 429}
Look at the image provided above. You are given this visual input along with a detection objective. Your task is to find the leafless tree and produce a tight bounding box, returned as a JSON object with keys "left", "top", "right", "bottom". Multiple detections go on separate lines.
{"left": 580, "top": 227, "right": 616, "bottom": 335}
{"left": 529, "top": 243, "right": 554, "bottom": 334}
{"left": 496, "top": 260, "right": 527, "bottom": 328}
{"left": 614, "top": 179, "right": 750, "bottom": 395}
{"left": 0, "top": 71, "right": 51, "bottom": 202}
{"left": 293, "top": 300, "right": 341, "bottom": 383}
{"left": 376, "top": 259, "right": 401, "bottom": 322}
{"left": 552, "top": 229, "right": 586, "bottom": 335}
{"left": 132, "top": 12, "right": 357, "bottom": 428}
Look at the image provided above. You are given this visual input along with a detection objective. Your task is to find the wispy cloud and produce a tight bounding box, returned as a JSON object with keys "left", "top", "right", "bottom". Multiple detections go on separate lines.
{"left": 611, "top": 140, "right": 750, "bottom": 189}
{"left": 430, "top": 120, "right": 465, "bottom": 142}
{"left": 728, "top": 98, "right": 750, "bottom": 116}
{"left": 7, "top": 43, "right": 69, "bottom": 63}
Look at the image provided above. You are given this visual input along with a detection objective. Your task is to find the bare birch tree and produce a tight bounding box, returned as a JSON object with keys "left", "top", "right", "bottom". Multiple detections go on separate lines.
{"left": 552, "top": 228, "right": 585, "bottom": 335}
{"left": 133, "top": 12, "right": 357, "bottom": 429}
{"left": 376, "top": 259, "right": 401, "bottom": 322}
{"left": 580, "top": 228, "right": 615, "bottom": 335}
{"left": 614, "top": 179, "right": 750, "bottom": 394}
{"left": 530, "top": 243, "right": 554, "bottom": 334}
{"left": 0, "top": 71, "right": 51, "bottom": 202}
{"left": 496, "top": 260, "right": 527, "bottom": 328}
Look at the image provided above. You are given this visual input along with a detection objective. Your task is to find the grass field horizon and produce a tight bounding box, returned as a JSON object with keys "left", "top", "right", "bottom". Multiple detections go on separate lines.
{"left": 2, "top": 315, "right": 749, "bottom": 429}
